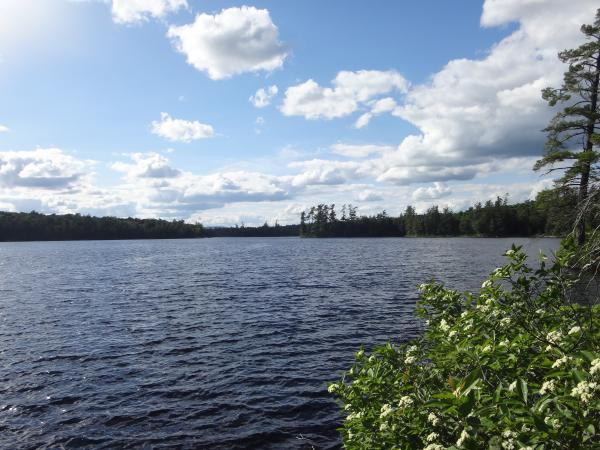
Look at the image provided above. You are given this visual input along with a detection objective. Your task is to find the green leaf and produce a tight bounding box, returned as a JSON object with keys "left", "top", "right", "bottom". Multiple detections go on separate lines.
{"left": 572, "top": 369, "right": 588, "bottom": 383}
{"left": 516, "top": 378, "right": 528, "bottom": 404}
{"left": 580, "top": 351, "right": 597, "bottom": 363}
{"left": 535, "top": 396, "right": 554, "bottom": 413}
{"left": 494, "top": 383, "right": 503, "bottom": 403}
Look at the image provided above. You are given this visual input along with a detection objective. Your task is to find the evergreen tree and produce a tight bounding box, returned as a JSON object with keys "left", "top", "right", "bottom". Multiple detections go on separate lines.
{"left": 534, "top": 9, "right": 600, "bottom": 244}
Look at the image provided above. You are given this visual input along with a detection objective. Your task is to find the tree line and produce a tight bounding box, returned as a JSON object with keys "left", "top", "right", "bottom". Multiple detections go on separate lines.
{"left": 0, "top": 211, "right": 205, "bottom": 241}
{"left": 206, "top": 222, "right": 299, "bottom": 237}
{"left": 300, "top": 188, "right": 583, "bottom": 238}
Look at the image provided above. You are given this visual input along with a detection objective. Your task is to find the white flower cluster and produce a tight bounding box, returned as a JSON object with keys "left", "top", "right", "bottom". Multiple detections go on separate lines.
{"left": 404, "top": 346, "right": 418, "bottom": 364}
{"left": 590, "top": 358, "right": 600, "bottom": 376}
{"left": 380, "top": 403, "right": 393, "bottom": 418}
{"left": 379, "top": 422, "right": 388, "bottom": 431}
{"left": 552, "top": 355, "right": 571, "bottom": 369}
{"left": 439, "top": 318, "right": 450, "bottom": 332}
{"left": 463, "top": 319, "right": 474, "bottom": 331}
{"left": 427, "top": 412, "right": 441, "bottom": 426}
{"left": 346, "top": 411, "right": 363, "bottom": 421}
{"left": 546, "top": 330, "right": 563, "bottom": 345}
{"left": 501, "top": 429, "right": 518, "bottom": 450}
{"left": 568, "top": 325, "right": 581, "bottom": 335}
{"left": 498, "top": 339, "right": 510, "bottom": 348}
{"left": 481, "top": 279, "right": 493, "bottom": 289}
{"left": 456, "top": 429, "right": 470, "bottom": 447}
{"left": 492, "top": 267, "right": 503, "bottom": 277}
{"left": 508, "top": 381, "right": 517, "bottom": 392}
{"left": 398, "top": 395, "right": 414, "bottom": 408}
{"left": 426, "top": 432, "right": 439, "bottom": 442}
{"left": 544, "top": 416, "right": 561, "bottom": 429}
{"left": 423, "top": 445, "right": 444, "bottom": 450}
{"left": 571, "top": 381, "right": 599, "bottom": 403}
{"left": 539, "top": 379, "right": 557, "bottom": 395}
{"left": 404, "top": 355, "right": 417, "bottom": 364}
{"left": 499, "top": 317, "right": 511, "bottom": 328}
{"left": 327, "top": 384, "right": 338, "bottom": 393}
{"left": 476, "top": 303, "right": 491, "bottom": 313}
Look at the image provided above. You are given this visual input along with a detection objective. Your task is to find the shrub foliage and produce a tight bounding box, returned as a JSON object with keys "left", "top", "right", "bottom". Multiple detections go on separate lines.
{"left": 330, "top": 243, "right": 600, "bottom": 449}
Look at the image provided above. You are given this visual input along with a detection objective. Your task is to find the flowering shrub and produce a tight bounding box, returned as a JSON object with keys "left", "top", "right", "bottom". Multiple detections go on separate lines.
{"left": 329, "top": 244, "right": 600, "bottom": 449}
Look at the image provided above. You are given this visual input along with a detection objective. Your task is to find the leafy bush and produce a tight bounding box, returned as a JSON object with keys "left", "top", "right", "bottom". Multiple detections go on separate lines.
{"left": 329, "top": 244, "right": 600, "bottom": 449}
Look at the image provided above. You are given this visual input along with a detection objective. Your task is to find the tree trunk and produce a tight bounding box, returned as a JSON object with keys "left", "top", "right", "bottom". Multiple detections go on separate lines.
{"left": 577, "top": 163, "right": 590, "bottom": 245}
{"left": 578, "top": 46, "right": 600, "bottom": 245}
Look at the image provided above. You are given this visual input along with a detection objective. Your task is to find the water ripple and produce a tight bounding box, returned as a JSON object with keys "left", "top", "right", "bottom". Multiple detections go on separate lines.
{"left": 0, "top": 237, "right": 558, "bottom": 449}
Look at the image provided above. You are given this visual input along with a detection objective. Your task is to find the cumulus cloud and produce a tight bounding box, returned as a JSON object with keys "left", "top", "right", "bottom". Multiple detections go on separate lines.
{"left": 111, "top": 152, "right": 181, "bottom": 179}
{"left": 0, "top": 124, "right": 9, "bottom": 133}
{"left": 330, "top": 143, "right": 394, "bottom": 158}
{"left": 287, "top": 159, "right": 372, "bottom": 187}
{"left": 282, "top": 0, "right": 598, "bottom": 189}
{"left": 0, "top": 148, "right": 87, "bottom": 189}
{"left": 110, "top": 152, "right": 293, "bottom": 215}
{"left": 167, "top": 6, "right": 288, "bottom": 80}
{"left": 355, "top": 97, "right": 397, "bottom": 129}
{"left": 111, "top": 0, "right": 187, "bottom": 24}
{"left": 378, "top": 0, "right": 599, "bottom": 184}
{"left": 250, "top": 85, "right": 278, "bottom": 108}
{"left": 280, "top": 70, "right": 408, "bottom": 120}
{"left": 355, "top": 190, "right": 383, "bottom": 202}
{"left": 412, "top": 182, "right": 452, "bottom": 201}
{"left": 151, "top": 112, "right": 214, "bottom": 143}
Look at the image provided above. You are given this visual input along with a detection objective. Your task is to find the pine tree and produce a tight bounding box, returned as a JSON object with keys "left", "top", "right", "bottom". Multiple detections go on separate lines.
{"left": 534, "top": 9, "right": 600, "bottom": 245}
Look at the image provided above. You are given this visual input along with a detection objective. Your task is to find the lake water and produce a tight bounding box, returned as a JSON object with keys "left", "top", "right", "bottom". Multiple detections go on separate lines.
{"left": 0, "top": 237, "right": 559, "bottom": 449}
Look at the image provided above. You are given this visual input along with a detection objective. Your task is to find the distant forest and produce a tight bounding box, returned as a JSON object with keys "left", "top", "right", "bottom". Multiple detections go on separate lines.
{"left": 206, "top": 223, "right": 299, "bottom": 237}
{"left": 300, "top": 188, "right": 581, "bottom": 238}
{"left": 0, "top": 188, "right": 583, "bottom": 241}
{"left": 0, "top": 211, "right": 204, "bottom": 241}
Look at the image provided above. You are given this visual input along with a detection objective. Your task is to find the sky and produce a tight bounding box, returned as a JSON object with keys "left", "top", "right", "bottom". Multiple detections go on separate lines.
{"left": 0, "top": 0, "right": 598, "bottom": 226}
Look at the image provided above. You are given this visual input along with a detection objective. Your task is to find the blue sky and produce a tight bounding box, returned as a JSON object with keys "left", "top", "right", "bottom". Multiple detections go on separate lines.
{"left": 0, "top": 0, "right": 597, "bottom": 225}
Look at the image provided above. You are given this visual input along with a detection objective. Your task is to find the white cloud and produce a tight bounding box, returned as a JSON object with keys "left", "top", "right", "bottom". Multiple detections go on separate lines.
{"left": 284, "top": 0, "right": 598, "bottom": 188}
{"left": 111, "top": 152, "right": 181, "bottom": 179}
{"left": 0, "top": 124, "right": 9, "bottom": 133}
{"left": 412, "top": 182, "right": 452, "bottom": 201}
{"left": 250, "top": 85, "right": 278, "bottom": 108}
{"left": 255, "top": 116, "right": 266, "bottom": 134}
{"left": 0, "top": 148, "right": 88, "bottom": 189}
{"left": 330, "top": 143, "right": 394, "bottom": 158}
{"left": 377, "top": 0, "right": 599, "bottom": 185}
{"left": 287, "top": 159, "right": 371, "bottom": 187}
{"left": 110, "top": 152, "right": 293, "bottom": 216}
{"left": 355, "top": 190, "right": 383, "bottom": 202}
{"left": 111, "top": 0, "right": 187, "bottom": 24}
{"left": 167, "top": 6, "right": 288, "bottom": 80}
{"left": 151, "top": 112, "right": 214, "bottom": 143}
{"left": 355, "top": 97, "right": 397, "bottom": 129}
{"left": 281, "top": 70, "right": 408, "bottom": 120}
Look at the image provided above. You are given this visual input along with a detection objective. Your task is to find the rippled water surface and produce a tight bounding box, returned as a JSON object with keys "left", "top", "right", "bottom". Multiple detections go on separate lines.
{"left": 0, "top": 237, "right": 559, "bottom": 449}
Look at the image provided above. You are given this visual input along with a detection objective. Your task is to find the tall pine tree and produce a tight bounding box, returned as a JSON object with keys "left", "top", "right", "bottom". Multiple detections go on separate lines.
{"left": 535, "top": 9, "right": 600, "bottom": 245}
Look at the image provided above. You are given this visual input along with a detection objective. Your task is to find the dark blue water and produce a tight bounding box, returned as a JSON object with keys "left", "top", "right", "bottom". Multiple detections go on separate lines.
{"left": 0, "top": 237, "right": 559, "bottom": 449}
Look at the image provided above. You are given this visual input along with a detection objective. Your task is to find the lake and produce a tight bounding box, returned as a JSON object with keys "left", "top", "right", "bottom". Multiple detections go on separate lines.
{"left": 0, "top": 237, "right": 560, "bottom": 449}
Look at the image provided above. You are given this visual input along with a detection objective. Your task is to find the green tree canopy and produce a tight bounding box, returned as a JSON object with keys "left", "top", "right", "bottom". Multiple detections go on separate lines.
{"left": 535, "top": 9, "right": 600, "bottom": 245}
